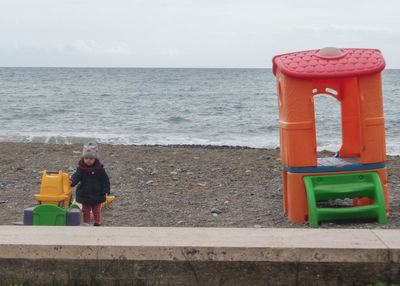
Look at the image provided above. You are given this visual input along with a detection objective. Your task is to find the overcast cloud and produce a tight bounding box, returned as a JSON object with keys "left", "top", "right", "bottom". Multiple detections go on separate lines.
{"left": 0, "top": 0, "right": 399, "bottom": 68}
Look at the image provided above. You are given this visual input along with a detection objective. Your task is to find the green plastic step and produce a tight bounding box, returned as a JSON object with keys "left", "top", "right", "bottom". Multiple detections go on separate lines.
{"left": 303, "top": 172, "right": 387, "bottom": 228}
{"left": 313, "top": 182, "right": 375, "bottom": 194}
{"left": 313, "top": 182, "right": 376, "bottom": 200}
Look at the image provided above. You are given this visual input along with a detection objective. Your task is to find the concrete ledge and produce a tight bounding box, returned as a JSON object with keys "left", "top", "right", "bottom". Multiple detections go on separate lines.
{"left": 0, "top": 226, "right": 399, "bottom": 285}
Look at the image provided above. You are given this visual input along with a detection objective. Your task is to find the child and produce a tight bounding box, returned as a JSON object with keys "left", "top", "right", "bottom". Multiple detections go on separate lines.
{"left": 71, "top": 142, "right": 110, "bottom": 226}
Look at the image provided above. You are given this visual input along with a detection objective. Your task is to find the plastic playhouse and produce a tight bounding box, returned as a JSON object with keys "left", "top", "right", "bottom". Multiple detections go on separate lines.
{"left": 272, "top": 47, "right": 389, "bottom": 227}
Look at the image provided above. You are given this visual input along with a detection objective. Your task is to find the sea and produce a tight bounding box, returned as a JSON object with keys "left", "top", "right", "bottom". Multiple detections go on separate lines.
{"left": 0, "top": 68, "right": 399, "bottom": 155}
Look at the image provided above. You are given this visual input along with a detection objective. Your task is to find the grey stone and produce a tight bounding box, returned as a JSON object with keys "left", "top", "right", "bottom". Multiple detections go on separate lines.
{"left": 120, "top": 201, "right": 130, "bottom": 207}
{"left": 259, "top": 155, "right": 271, "bottom": 160}
{"left": 211, "top": 208, "right": 222, "bottom": 214}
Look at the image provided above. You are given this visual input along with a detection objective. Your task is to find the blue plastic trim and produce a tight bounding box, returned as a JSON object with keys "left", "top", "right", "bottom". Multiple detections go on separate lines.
{"left": 282, "top": 162, "right": 386, "bottom": 173}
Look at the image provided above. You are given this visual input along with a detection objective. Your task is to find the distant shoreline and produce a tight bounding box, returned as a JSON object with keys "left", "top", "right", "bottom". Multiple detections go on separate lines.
{"left": 1, "top": 140, "right": 398, "bottom": 155}
{"left": 0, "top": 141, "right": 279, "bottom": 150}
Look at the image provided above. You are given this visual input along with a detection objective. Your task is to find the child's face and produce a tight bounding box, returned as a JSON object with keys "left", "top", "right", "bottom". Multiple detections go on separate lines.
{"left": 83, "top": 157, "right": 95, "bottom": 166}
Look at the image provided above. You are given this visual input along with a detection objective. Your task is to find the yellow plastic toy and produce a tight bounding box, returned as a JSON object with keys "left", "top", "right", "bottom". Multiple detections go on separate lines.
{"left": 34, "top": 170, "right": 72, "bottom": 207}
{"left": 72, "top": 195, "right": 115, "bottom": 209}
{"left": 102, "top": 195, "right": 115, "bottom": 207}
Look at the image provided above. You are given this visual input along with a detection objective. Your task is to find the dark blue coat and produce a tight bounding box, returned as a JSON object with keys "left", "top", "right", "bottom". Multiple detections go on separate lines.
{"left": 71, "top": 160, "right": 110, "bottom": 205}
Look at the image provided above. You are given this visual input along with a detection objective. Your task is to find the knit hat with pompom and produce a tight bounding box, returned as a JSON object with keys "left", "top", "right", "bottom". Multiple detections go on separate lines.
{"left": 82, "top": 142, "right": 99, "bottom": 159}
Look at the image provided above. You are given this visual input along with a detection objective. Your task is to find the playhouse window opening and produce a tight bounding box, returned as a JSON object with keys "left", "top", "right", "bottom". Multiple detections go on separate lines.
{"left": 313, "top": 93, "right": 342, "bottom": 153}
{"left": 312, "top": 88, "right": 339, "bottom": 96}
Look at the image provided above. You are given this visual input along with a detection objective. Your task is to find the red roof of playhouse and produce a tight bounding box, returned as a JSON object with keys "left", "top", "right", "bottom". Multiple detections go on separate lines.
{"left": 273, "top": 47, "right": 385, "bottom": 79}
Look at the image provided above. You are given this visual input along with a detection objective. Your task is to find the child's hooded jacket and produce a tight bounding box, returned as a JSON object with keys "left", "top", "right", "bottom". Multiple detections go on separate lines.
{"left": 71, "top": 159, "right": 110, "bottom": 205}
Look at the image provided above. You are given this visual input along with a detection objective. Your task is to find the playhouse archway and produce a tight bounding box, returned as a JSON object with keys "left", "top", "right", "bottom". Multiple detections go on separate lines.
{"left": 312, "top": 93, "right": 342, "bottom": 152}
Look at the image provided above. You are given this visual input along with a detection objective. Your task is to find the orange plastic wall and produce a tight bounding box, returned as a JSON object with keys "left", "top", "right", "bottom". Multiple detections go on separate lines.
{"left": 358, "top": 73, "right": 387, "bottom": 164}
{"left": 276, "top": 70, "right": 316, "bottom": 167}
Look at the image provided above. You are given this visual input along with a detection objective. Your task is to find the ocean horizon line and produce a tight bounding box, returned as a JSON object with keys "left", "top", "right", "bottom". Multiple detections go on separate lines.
{"left": 2, "top": 67, "right": 399, "bottom": 72}
{"left": 0, "top": 66, "right": 273, "bottom": 70}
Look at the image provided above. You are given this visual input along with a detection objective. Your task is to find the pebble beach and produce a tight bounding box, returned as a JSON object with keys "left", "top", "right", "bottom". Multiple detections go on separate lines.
{"left": 1, "top": 142, "right": 399, "bottom": 228}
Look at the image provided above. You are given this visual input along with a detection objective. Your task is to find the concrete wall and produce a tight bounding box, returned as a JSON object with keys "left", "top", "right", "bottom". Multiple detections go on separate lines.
{"left": 0, "top": 226, "right": 399, "bottom": 285}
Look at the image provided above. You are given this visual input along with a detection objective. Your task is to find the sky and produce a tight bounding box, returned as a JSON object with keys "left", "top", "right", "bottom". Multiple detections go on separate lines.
{"left": 0, "top": 0, "right": 399, "bottom": 68}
